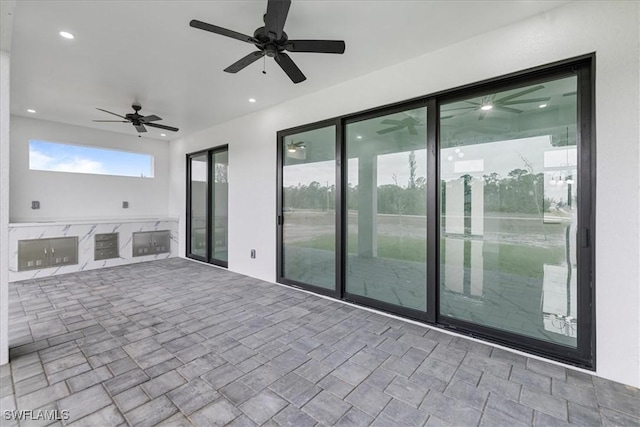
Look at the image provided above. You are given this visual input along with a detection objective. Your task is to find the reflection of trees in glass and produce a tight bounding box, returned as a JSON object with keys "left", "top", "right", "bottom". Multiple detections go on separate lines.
{"left": 284, "top": 181, "right": 335, "bottom": 211}
{"left": 481, "top": 168, "right": 553, "bottom": 214}
{"left": 285, "top": 150, "right": 427, "bottom": 215}
{"left": 285, "top": 168, "right": 554, "bottom": 216}
{"left": 408, "top": 150, "right": 417, "bottom": 189}
{"left": 284, "top": 179, "right": 427, "bottom": 216}
{"left": 215, "top": 163, "right": 228, "bottom": 183}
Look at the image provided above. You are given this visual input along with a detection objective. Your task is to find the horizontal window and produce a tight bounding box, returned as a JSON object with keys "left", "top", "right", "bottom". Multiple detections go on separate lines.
{"left": 29, "top": 140, "right": 154, "bottom": 178}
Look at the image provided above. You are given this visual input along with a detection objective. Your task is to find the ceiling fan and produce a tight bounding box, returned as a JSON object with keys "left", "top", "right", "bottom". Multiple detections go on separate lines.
{"left": 93, "top": 104, "right": 179, "bottom": 134}
{"left": 189, "top": 0, "right": 346, "bottom": 84}
{"left": 442, "top": 85, "right": 550, "bottom": 120}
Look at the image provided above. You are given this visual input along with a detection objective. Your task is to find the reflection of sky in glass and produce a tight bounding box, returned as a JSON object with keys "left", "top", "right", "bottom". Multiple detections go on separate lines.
{"left": 441, "top": 135, "right": 577, "bottom": 206}
{"left": 441, "top": 136, "right": 567, "bottom": 179}
{"left": 29, "top": 140, "right": 154, "bottom": 178}
{"left": 191, "top": 158, "right": 207, "bottom": 182}
{"left": 283, "top": 150, "right": 428, "bottom": 188}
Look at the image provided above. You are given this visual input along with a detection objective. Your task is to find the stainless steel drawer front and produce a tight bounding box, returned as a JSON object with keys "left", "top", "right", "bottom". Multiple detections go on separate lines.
{"left": 95, "top": 248, "right": 119, "bottom": 260}
{"left": 95, "top": 233, "right": 119, "bottom": 260}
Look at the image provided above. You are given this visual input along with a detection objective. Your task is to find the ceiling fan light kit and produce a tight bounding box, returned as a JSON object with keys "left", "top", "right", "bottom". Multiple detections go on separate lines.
{"left": 190, "top": 0, "right": 345, "bottom": 84}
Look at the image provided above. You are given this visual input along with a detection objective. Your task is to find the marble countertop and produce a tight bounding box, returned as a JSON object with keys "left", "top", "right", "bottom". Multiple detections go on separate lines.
{"left": 9, "top": 217, "right": 179, "bottom": 227}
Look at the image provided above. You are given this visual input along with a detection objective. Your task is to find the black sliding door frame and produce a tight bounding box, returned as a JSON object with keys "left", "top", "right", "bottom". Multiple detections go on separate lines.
{"left": 435, "top": 57, "right": 595, "bottom": 368}
{"left": 186, "top": 145, "right": 229, "bottom": 268}
{"left": 277, "top": 119, "right": 341, "bottom": 298}
{"left": 275, "top": 54, "right": 595, "bottom": 369}
{"left": 341, "top": 100, "right": 431, "bottom": 323}
{"left": 186, "top": 149, "right": 208, "bottom": 264}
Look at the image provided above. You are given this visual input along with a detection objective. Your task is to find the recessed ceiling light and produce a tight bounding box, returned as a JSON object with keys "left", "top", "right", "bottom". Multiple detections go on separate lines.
{"left": 480, "top": 105, "right": 493, "bottom": 111}
{"left": 160, "top": 133, "right": 166, "bottom": 137}
{"left": 539, "top": 104, "right": 548, "bottom": 108}
{"left": 356, "top": 135, "right": 362, "bottom": 139}
{"left": 27, "top": 109, "right": 36, "bottom": 113}
{"left": 59, "top": 31, "right": 74, "bottom": 39}
{"left": 248, "top": 98, "right": 256, "bottom": 103}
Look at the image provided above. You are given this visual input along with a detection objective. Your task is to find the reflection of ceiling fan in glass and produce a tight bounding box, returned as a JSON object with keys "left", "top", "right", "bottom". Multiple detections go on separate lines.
{"left": 442, "top": 85, "right": 550, "bottom": 120}
{"left": 287, "top": 140, "right": 306, "bottom": 153}
{"left": 377, "top": 110, "right": 426, "bottom": 135}
{"left": 377, "top": 117, "right": 423, "bottom": 135}
{"left": 286, "top": 140, "right": 306, "bottom": 160}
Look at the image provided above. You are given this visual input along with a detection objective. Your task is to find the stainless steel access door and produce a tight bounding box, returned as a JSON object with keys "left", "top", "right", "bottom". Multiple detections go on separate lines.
{"left": 18, "top": 239, "right": 49, "bottom": 270}
{"left": 49, "top": 237, "right": 78, "bottom": 266}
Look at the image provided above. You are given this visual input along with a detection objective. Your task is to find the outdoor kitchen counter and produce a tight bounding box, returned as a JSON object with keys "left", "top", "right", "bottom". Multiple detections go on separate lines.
{"left": 8, "top": 218, "right": 179, "bottom": 282}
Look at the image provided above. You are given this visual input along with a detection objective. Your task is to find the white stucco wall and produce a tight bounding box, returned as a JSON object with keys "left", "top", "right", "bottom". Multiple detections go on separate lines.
{"left": 169, "top": 2, "right": 640, "bottom": 387}
{"left": 10, "top": 116, "right": 171, "bottom": 222}
{"left": 1, "top": 50, "right": 10, "bottom": 365}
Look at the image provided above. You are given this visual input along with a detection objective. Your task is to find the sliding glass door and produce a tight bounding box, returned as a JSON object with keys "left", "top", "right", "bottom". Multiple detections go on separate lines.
{"left": 186, "top": 146, "right": 229, "bottom": 267}
{"left": 278, "top": 124, "right": 337, "bottom": 294}
{"left": 276, "top": 56, "right": 594, "bottom": 368}
{"left": 211, "top": 150, "right": 229, "bottom": 264}
{"left": 439, "top": 76, "right": 581, "bottom": 349}
{"left": 187, "top": 153, "right": 208, "bottom": 260}
{"left": 344, "top": 105, "right": 428, "bottom": 315}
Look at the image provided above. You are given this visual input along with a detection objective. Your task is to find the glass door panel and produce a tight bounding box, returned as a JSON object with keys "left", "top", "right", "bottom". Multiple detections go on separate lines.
{"left": 345, "top": 106, "right": 428, "bottom": 312}
{"left": 211, "top": 150, "right": 229, "bottom": 263}
{"left": 281, "top": 126, "right": 336, "bottom": 290}
{"left": 189, "top": 153, "right": 208, "bottom": 259}
{"left": 439, "top": 76, "right": 579, "bottom": 347}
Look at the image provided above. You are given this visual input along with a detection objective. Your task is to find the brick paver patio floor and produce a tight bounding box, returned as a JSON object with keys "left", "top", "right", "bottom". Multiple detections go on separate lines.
{"left": 1, "top": 258, "right": 638, "bottom": 426}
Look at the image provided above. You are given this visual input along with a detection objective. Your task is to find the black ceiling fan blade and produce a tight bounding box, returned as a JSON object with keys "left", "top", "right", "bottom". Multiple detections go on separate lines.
{"left": 494, "top": 85, "right": 544, "bottom": 104}
{"left": 146, "top": 123, "right": 179, "bottom": 132}
{"left": 264, "top": 0, "right": 291, "bottom": 40}
{"left": 140, "top": 115, "right": 162, "bottom": 123}
{"left": 500, "top": 97, "right": 551, "bottom": 105}
{"left": 478, "top": 111, "right": 486, "bottom": 121}
{"left": 275, "top": 52, "right": 306, "bottom": 84}
{"left": 189, "top": 20, "right": 255, "bottom": 44}
{"left": 286, "top": 40, "right": 345, "bottom": 54}
{"left": 96, "top": 108, "right": 127, "bottom": 119}
{"left": 93, "top": 120, "right": 129, "bottom": 123}
{"left": 380, "top": 119, "right": 404, "bottom": 126}
{"left": 377, "top": 125, "right": 405, "bottom": 135}
{"left": 493, "top": 105, "right": 523, "bottom": 114}
{"left": 442, "top": 106, "right": 477, "bottom": 112}
{"left": 224, "top": 51, "right": 264, "bottom": 73}
{"left": 134, "top": 124, "right": 147, "bottom": 133}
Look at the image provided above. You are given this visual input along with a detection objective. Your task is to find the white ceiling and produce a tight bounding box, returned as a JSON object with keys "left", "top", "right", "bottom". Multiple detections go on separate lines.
{"left": 8, "top": 0, "right": 570, "bottom": 141}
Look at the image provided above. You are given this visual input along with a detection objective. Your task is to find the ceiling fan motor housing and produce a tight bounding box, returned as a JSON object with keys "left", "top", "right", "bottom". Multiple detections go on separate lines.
{"left": 254, "top": 27, "right": 287, "bottom": 57}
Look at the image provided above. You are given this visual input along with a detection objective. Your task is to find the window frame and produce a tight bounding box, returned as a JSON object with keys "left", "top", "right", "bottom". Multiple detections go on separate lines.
{"left": 28, "top": 139, "right": 155, "bottom": 178}
{"left": 186, "top": 145, "right": 229, "bottom": 268}
{"left": 276, "top": 119, "right": 342, "bottom": 299}
{"left": 274, "top": 54, "right": 595, "bottom": 369}
{"left": 340, "top": 99, "right": 431, "bottom": 322}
